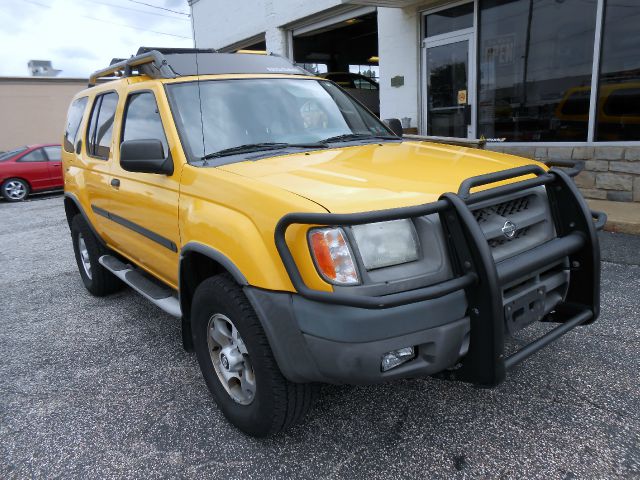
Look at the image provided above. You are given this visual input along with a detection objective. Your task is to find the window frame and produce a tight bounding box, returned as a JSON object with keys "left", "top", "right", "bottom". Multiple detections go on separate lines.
{"left": 85, "top": 90, "right": 119, "bottom": 161}
{"left": 119, "top": 89, "right": 170, "bottom": 163}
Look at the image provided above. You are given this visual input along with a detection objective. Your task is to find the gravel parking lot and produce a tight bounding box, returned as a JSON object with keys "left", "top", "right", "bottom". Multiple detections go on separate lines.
{"left": 1, "top": 194, "right": 639, "bottom": 479}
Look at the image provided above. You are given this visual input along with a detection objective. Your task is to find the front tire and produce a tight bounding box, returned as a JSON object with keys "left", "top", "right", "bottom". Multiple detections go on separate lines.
{"left": 1, "top": 178, "right": 29, "bottom": 201}
{"left": 192, "top": 274, "right": 316, "bottom": 437}
{"left": 71, "top": 215, "right": 122, "bottom": 296}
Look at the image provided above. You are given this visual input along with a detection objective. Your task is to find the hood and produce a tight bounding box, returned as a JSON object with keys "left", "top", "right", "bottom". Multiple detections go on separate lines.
{"left": 218, "top": 141, "right": 544, "bottom": 213}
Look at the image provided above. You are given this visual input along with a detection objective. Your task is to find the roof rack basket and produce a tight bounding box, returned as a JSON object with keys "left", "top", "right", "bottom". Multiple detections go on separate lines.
{"left": 89, "top": 50, "right": 162, "bottom": 87}
{"left": 88, "top": 47, "right": 217, "bottom": 87}
{"left": 88, "top": 47, "right": 309, "bottom": 87}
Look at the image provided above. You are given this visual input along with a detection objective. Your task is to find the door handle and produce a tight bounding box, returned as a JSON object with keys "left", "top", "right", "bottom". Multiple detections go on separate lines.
{"left": 110, "top": 178, "right": 120, "bottom": 188}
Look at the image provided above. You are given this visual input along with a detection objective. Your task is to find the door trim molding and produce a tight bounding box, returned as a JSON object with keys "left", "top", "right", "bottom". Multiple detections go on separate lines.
{"left": 91, "top": 204, "right": 178, "bottom": 252}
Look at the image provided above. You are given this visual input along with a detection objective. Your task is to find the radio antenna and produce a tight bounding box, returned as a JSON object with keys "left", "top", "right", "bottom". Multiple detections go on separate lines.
{"left": 190, "top": 9, "right": 207, "bottom": 165}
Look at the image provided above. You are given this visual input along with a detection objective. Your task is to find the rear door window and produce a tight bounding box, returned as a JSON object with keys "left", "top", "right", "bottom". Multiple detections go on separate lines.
{"left": 64, "top": 97, "right": 88, "bottom": 152}
{"left": 87, "top": 92, "right": 119, "bottom": 160}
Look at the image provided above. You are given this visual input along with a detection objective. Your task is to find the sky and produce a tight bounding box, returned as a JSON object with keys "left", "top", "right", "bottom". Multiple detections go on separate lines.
{"left": 0, "top": 0, "right": 193, "bottom": 78}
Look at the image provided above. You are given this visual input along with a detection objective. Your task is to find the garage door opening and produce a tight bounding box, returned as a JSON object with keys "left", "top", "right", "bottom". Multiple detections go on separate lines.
{"left": 292, "top": 11, "right": 379, "bottom": 116}
{"left": 237, "top": 39, "right": 266, "bottom": 53}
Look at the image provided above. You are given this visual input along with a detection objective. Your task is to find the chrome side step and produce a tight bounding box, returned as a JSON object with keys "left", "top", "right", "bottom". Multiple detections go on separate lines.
{"left": 99, "top": 255, "right": 181, "bottom": 318}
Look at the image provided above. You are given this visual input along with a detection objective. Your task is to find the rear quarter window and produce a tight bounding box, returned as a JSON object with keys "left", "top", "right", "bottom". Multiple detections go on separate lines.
{"left": 19, "top": 149, "right": 47, "bottom": 162}
{"left": 64, "top": 97, "right": 88, "bottom": 153}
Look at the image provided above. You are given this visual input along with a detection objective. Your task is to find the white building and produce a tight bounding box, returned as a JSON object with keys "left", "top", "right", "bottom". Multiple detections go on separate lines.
{"left": 189, "top": 0, "right": 640, "bottom": 203}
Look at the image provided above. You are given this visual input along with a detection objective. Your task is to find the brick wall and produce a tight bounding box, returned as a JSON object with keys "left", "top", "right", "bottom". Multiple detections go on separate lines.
{"left": 486, "top": 145, "right": 640, "bottom": 203}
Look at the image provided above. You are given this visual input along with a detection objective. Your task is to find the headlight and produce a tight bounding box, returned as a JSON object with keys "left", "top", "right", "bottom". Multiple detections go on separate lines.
{"left": 308, "top": 227, "right": 359, "bottom": 285}
{"left": 351, "top": 219, "right": 419, "bottom": 270}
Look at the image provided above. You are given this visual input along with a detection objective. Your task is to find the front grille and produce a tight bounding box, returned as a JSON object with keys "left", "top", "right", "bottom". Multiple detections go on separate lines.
{"left": 487, "top": 225, "right": 531, "bottom": 249}
{"left": 474, "top": 196, "right": 531, "bottom": 224}
{"left": 472, "top": 188, "right": 555, "bottom": 262}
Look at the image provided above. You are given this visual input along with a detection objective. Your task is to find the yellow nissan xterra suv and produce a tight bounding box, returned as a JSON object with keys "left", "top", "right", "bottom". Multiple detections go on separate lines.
{"left": 63, "top": 47, "right": 606, "bottom": 437}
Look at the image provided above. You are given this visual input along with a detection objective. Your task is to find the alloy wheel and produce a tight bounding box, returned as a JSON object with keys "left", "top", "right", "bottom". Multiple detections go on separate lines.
{"left": 207, "top": 313, "right": 256, "bottom": 405}
{"left": 78, "top": 233, "right": 92, "bottom": 279}
{"left": 4, "top": 181, "right": 27, "bottom": 200}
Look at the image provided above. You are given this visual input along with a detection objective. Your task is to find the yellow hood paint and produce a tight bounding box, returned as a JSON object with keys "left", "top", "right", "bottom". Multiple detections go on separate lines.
{"left": 218, "top": 141, "right": 545, "bottom": 213}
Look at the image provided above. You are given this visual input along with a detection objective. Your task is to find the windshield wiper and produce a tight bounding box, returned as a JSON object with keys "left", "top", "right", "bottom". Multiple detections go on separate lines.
{"left": 201, "top": 142, "right": 327, "bottom": 161}
{"left": 202, "top": 143, "right": 288, "bottom": 160}
{"left": 320, "top": 133, "right": 398, "bottom": 144}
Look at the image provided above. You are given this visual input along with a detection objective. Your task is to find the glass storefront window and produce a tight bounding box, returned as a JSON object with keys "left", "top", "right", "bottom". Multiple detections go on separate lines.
{"left": 425, "top": 2, "right": 473, "bottom": 38}
{"left": 478, "top": 0, "right": 597, "bottom": 142}
{"left": 596, "top": 0, "right": 640, "bottom": 141}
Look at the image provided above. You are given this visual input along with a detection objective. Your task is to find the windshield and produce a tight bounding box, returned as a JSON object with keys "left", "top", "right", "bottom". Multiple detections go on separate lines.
{"left": 0, "top": 147, "right": 27, "bottom": 162}
{"left": 165, "top": 78, "right": 393, "bottom": 164}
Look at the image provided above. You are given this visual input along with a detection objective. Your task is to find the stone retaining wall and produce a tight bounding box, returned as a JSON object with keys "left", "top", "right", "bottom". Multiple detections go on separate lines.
{"left": 486, "top": 145, "right": 640, "bottom": 202}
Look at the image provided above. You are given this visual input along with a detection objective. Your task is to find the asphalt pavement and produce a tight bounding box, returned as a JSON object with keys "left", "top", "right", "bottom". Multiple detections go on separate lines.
{"left": 1, "top": 194, "right": 638, "bottom": 479}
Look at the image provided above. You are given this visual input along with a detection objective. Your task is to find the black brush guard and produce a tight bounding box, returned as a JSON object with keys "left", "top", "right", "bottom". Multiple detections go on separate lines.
{"left": 274, "top": 164, "right": 606, "bottom": 387}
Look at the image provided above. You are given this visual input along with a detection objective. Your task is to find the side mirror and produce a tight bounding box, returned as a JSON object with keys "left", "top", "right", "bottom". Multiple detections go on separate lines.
{"left": 120, "top": 139, "right": 173, "bottom": 175}
{"left": 384, "top": 118, "right": 403, "bottom": 137}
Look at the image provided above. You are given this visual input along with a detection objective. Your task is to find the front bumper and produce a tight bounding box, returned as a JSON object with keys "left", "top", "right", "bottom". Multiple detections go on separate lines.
{"left": 244, "top": 287, "right": 471, "bottom": 384}
{"left": 270, "top": 164, "right": 605, "bottom": 387}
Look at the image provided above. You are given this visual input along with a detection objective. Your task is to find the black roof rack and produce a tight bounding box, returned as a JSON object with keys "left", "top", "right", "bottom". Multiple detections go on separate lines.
{"left": 88, "top": 47, "right": 309, "bottom": 87}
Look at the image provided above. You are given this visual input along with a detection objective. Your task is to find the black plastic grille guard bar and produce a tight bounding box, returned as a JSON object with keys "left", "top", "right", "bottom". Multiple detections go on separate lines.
{"left": 543, "top": 159, "right": 585, "bottom": 178}
{"left": 591, "top": 210, "right": 607, "bottom": 231}
{"left": 458, "top": 164, "right": 548, "bottom": 201}
{"left": 274, "top": 199, "right": 477, "bottom": 309}
{"left": 504, "top": 308, "right": 593, "bottom": 369}
{"left": 274, "top": 164, "right": 562, "bottom": 309}
{"left": 496, "top": 232, "right": 585, "bottom": 285}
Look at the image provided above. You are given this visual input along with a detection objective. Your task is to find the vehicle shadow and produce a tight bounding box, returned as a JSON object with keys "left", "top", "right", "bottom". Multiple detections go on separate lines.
{"left": 0, "top": 189, "right": 63, "bottom": 204}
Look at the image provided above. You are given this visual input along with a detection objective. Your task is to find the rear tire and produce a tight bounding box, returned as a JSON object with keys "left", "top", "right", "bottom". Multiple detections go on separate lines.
{"left": 192, "top": 274, "right": 317, "bottom": 437}
{"left": 1, "top": 178, "right": 29, "bottom": 201}
{"left": 71, "top": 215, "right": 122, "bottom": 296}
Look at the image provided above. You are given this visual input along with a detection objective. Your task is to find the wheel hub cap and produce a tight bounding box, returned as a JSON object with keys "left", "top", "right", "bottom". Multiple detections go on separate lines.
{"left": 207, "top": 313, "right": 256, "bottom": 405}
{"left": 5, "top": 181, "right": 26, "bottom": 200}
{"left": 220, "top": 353, "right": 230, "bottom": 370}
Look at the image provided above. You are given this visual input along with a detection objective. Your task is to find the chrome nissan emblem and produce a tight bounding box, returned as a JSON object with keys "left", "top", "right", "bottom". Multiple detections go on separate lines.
{"left": 501, "top": 220, "right": 517, "bottom": 239}
{"left": 220, "top": 353, "right": 230, "bottom": 370}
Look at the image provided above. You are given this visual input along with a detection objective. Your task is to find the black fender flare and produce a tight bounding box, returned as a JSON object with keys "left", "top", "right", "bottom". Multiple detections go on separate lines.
{"left": 63, "top": 192, "right": 107, "bottom": 247}
{"left": 178, "top": 242, "right": 248, "bottom": 350}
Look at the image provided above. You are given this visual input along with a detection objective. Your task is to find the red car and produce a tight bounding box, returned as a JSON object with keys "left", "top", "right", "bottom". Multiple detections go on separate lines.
{"left": 0, "top": 144, "right": 63, "bottom": 201}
